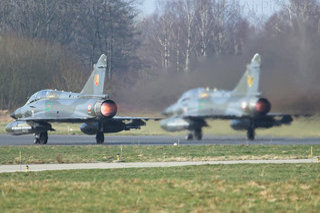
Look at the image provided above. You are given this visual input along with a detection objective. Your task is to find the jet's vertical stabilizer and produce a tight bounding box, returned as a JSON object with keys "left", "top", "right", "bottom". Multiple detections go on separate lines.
{"left": 80, "top": 54, "right": 107, "bottom": 95}
{"left": 232, "top": 53, "right": 261, "bottom": 96}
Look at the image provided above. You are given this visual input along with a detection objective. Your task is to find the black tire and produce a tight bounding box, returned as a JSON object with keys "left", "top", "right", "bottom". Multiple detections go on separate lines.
{"left": 34, "top": 138, "right": 40, "bottom": 144}
{"left": 96, "top": 132, "right": 104, "bottom": 144}
{"left": 39, "top": 132, "right": 48, "bottom": 144}
{"left": 34, "top": 133, "right": 39, "bottom": 144}
{"left": 34, "top": 132, "right": 48, "bottom": 144}
{"left": 186, "top": 133, "right": 193, "bottom": 140}
{"left": 194, "top": 129, "right": 202, "bottom": 140}
{"left": 247, "top": 128, "right": 255, "bottom": 141}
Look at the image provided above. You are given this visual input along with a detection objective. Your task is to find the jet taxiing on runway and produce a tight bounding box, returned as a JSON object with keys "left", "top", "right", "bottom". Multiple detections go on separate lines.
{"left": 6, "top": 54, "right": 156, "bottom": 144}
{"left": 161, "top": 53, "right": 295, "bottom": 140}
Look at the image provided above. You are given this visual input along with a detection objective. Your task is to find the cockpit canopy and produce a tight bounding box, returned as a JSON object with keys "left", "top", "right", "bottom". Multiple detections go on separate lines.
{"left": 177, "top": 87, "right": 231, "bottom": 103}
{"left": 26, "top": 90, "right": 62, "bottom": 104}
{"left": 177, "top": 88, "right": 210, "bottom": 103}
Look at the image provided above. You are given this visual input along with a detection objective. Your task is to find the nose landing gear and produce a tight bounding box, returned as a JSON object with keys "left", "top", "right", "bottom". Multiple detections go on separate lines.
{"left": 34, "top": 132, "right": 48, "bottom": 144}
{"left": 186, "top": 128, "right": 203, "bottom": 141}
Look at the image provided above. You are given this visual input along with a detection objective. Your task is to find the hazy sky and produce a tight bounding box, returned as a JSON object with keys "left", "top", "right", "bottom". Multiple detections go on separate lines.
{"left": 141, "top": 0, "right": 279, "bottom": 17}
{"left": 141, "top": 0, "right": 156, "bottom": 15}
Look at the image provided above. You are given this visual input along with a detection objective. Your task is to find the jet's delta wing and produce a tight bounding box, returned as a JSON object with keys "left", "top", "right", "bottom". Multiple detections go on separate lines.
{"left": 6, "top": 54, "right": 158, "bottom": 144}
{"left": 161, "top": 53, "right": 306, "bottom": 140}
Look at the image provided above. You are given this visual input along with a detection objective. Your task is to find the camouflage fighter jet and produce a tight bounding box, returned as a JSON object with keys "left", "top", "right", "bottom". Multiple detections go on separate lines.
{"left": 6, "top": 54, "right": 156, "bottom": 144}
{"left": 161, "top": 53, "right": 295, "bottom": 140}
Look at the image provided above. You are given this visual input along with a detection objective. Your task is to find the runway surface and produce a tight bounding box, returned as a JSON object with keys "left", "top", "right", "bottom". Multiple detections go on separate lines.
{"left": 1, "top": 159, "right": 317, "bottom": 173}
{"left": 1, "top": 134, "right": 320, "bottom": 146}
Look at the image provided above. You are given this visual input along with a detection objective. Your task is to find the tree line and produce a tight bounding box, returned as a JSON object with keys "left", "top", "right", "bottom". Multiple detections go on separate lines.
{"left": 0, "top": 0, "right": 139, "bottom": 109}
{"left": 0, "top": 0, "right": 320, "bottom": 112}
{"left": 138, "top": 0, "right": 250, "bottom": 74}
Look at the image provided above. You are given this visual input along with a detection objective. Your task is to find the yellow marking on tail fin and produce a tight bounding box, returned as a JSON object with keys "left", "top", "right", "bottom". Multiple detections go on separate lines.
{"left": 247, "top": 75, "right": 254, "bottom": 87}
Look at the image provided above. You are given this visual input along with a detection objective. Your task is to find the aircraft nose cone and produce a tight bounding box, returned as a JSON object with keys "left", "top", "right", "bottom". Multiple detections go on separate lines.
{"left": 162, "top": 108, "right": 170, "bottom": 116}
{"left": 5, "top": 123, "right": 12, "bottom": 133}
{"left": 160, "top": 120, "right": 167, "bottom": 129}
{"left": 11, "top": 109, "right": 21, "bottom": 119}
{"left": 162, "top": 105, "right": 175, "bottom": 116}
{"left": 10, "top": 112, "right": 16, "bottom": 119}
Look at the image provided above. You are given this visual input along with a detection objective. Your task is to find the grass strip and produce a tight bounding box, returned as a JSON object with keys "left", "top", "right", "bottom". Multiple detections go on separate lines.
{"left": 0, "top": 145, "right": 319, "bottom": 165}
{"left": 0, "top": 164, "right": 319, "bottom": 212}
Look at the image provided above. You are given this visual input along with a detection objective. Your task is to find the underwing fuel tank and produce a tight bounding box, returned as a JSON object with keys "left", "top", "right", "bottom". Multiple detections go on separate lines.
{"left": 80, "top": 119, "right": 145, "bottom": 135}
{"left": 6, "top": 121, "right": 53, "bottom": 135}
{"left": 230, "top": 115, "right": 293, "bottom": 131}
{"left": 230, "top": 118, "right": 277, "bottom": 130}
{"left": 160, "top": 118, "right": 191, "bottom": 132}
{"left": 80, "top": 121, "right": 125, "bottom": 135}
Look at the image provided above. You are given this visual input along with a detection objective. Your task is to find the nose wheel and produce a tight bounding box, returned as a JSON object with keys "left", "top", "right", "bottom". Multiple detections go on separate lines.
{"left": 186, "top": 128, "right": 203, "bottom": 141}
{"left": 34, "top": 132, "right": 48, "bottom": 144}
{"left": 186, "top": 133, "right": 194, "bottom": 140}
{"left": 96, "top": 132, "right": 104, "bottom": 144}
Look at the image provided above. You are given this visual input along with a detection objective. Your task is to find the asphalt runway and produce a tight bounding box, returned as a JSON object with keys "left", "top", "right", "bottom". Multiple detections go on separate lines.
{"left": 1, "top": 134, "right": 320, "bottom": 146}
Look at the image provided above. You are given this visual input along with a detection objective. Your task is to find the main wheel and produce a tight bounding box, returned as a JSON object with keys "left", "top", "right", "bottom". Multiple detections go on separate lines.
{"left": 39, "top": 132, "right": 48, "bottom": 144}
{"left": 194, "top": 129, "right": 203, "bottom": 140}
{"left": 247, "top": 128, "right": 255, "bottom": 141}
{"left": 96, "top": 132, "right": 104, "bottom": 144}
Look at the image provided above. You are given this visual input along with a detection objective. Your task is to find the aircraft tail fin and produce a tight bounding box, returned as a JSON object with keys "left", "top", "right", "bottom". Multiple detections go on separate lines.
{"left": 232, "top": 53, "right": 261, "bottom": 96}
{"left": 80, "top": 54, "right": 107, "bottom": 95}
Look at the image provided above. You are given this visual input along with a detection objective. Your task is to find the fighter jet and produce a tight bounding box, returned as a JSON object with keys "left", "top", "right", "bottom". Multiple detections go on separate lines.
{"left": 6, "top": 54, "right": 156, "bottom": 144}
{"left": 161, "top": 53, "right": 295, "bottom": 140}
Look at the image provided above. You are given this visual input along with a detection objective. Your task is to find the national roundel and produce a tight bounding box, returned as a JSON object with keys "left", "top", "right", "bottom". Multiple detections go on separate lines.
{"left": 87, "top": 104, "right": 92, "bottom": 112}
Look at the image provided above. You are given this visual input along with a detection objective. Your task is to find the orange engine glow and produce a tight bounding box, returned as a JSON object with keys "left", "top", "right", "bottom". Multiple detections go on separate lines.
{"left": 101, "top": 100, "right": 117, "bottom": 118}
{"left": 255, "top": 98, "right": 271, "bottom": 115}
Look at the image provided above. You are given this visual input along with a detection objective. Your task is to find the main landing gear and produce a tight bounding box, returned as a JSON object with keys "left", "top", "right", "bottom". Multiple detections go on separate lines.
{"left": 96, "top": 132, "right": 104, "bottom": 144}
{"left": 247, "top": 120, "right": 255, "bottom": 141}
{"left": 186, "top": 128, "right": 203, "bottom": 141}
{"left": 34, "top": 132, "right": 48, "bottom": 144}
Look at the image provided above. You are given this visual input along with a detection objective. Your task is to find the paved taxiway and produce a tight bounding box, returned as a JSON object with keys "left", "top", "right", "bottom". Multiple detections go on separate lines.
{"left": 1, "top": 159, "right": 317, "bottom": 173}
{"left": 1, "top": 134, "right": 320, "bottom": 146}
